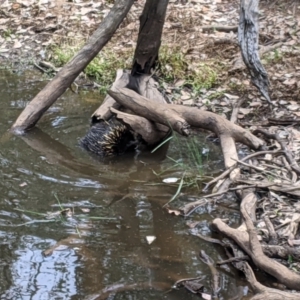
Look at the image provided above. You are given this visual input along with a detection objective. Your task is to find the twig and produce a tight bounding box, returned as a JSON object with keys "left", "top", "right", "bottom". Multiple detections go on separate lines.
{"left": 11, "top": 219, "right": 56, "bottom": 227}
{"left": 217, "top": 256, "right": 249, "bottom": 265}
{"left": 196, "top": 233, "right": 224, "bottom": 245}
{"left": 230, "top": 97, "right": 245, "bottom": 124}
{"left": 254, "top": 128, "right": 300, "bottom": 176}
{"left": 199, "top": 250, "right": 220, "bottom": 298}
{"left": 232, "top": 158, "right": 291, "bottom": 182}
{"left": 201, "top": 25, "right": 238, "bottom": 32}
{"left": 263, "top": 215, "right": 278, "bottom": 245}
{"left": 173, "top": 276, "right": 204, "bottom": 288}
{"left": 181, "top": 189, "right": 230, "bottom": 216}
{"left": 203, "top": 150, "right": 282, "bottom": 192}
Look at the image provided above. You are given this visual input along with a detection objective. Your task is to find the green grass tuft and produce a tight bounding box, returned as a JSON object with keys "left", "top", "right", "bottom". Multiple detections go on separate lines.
{"left": 50, "top": 44, "right": 133, "bottom": 92}
{"left": 158, "top": 45, "right": 221, "bottom": 92}
{"left": 49, "top": 43, "right": 221, "bottom": 94}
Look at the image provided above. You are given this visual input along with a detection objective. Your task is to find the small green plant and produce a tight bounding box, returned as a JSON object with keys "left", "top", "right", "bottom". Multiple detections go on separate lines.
{"left": 2, "top": 29, "right": 13, "bottom": 38}
{"left": 172, "top": 133, "right": 208, "bottom": 175}
{"left": 263, "top": 49, "right": 283, "bottom": 64}
{"left": 207, "top": 90, "right": 226, "bottom": 100}
{"left": 186, "top": 136, "right": 204, "bottom": 171}
{"left": 163, "top": 172, "right": 185, "bottom": 207}
{"left": 158, "top": 45, "right": 221, "bottom": 92}
{"left": 14, "top": 194, "right": 115, "bottom": 232}
{"left": 50, "top": 43, "right": 221, "bottom": 94}
{"left": 152, "top": 133, "right": 211, "bottom": 196}
{"left": 50, "top": 43, "right": 133, "bottom": 92}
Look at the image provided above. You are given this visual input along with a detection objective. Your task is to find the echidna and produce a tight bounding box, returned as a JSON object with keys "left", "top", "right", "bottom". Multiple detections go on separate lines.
{"left": 80, "top": 121, "right": 138, "bottom": 158}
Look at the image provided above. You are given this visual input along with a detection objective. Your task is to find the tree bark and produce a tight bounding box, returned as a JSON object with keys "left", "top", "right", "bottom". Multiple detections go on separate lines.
{"left": 11, "top": 0, "right": 135, "bottom": 133}
{"left": 238, "top": 0, "right": 271, "bottom": 103}
{"left": 131, "top": 0, "right": 169, "bottom": 75}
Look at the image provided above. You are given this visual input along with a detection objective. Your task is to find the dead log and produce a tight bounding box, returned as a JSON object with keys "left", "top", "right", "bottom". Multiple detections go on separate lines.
{"left": 108, "top": 87, "right": 264, "bottom": 168}
{"left": 92, "top": 0, "right": 169, "bottom": 126}
{"left": 91, "top": 70, "right": 167, "bottom": 122}
{"left": 83, "top": 0, "right": 170, "bottom": 154}
{"left": 11, "top": 0, "right": 135, "bottom": 133}
{"left": 91, "top": 70, "right": 131, "bottom": 123}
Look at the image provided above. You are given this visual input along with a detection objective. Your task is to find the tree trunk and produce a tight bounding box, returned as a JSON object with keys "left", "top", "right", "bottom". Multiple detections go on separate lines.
{"left": 238, "top": 0, "right": 271, "bottom": 103}
{"left": 11, "top": 0, "right": 135, "bottom": 133}
{"left": 131, "top": 0, "right": 169, "bottom": 75}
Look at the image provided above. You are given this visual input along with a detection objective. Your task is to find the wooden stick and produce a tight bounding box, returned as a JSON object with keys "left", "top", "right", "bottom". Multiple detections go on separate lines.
{"left": 11, "top": 0, "right": 135, "bottom": 133}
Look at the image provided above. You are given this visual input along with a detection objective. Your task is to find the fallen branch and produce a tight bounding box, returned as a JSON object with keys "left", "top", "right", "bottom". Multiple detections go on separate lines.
{"left": 212, "top": 188, "right": 300, "bottom": 291}
{"left": 11, "top": 0, "right": 136, "bottom": 133}
{"left": 240, "top": 262, "right": 300, "bottom": 300}
{"left": 241, "top": 192, "right": 300, "bottom": 290}
{"left": 109, "top": 87, "right": 264, "bottom": 168}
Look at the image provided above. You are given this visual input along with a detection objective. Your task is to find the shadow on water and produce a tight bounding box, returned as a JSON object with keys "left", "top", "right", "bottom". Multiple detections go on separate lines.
{"left": 0, "top": 69, "right": 250, "bottom": 299}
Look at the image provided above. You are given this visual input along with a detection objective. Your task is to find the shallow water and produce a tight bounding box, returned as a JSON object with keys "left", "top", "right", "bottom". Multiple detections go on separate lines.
{"left": 0, "top": 69, "right": 250, "bottom": 300}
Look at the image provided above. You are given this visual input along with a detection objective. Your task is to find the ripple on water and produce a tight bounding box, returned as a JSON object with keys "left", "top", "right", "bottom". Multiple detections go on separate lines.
{"left": 0, "top": 69, "right": 248, "bottom": 300}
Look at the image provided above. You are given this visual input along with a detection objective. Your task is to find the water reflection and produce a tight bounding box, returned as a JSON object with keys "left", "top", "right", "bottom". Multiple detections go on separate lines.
{"left": 0, "top": 235, "right": 78, "bottom": 300}
{"left": 0, "top": 69, "right": 250, "bottom": 300}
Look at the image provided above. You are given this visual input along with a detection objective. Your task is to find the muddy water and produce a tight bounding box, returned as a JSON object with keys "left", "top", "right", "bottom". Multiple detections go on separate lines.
{"left": 0, "top": 69, "right": 249, "bottom": 300}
